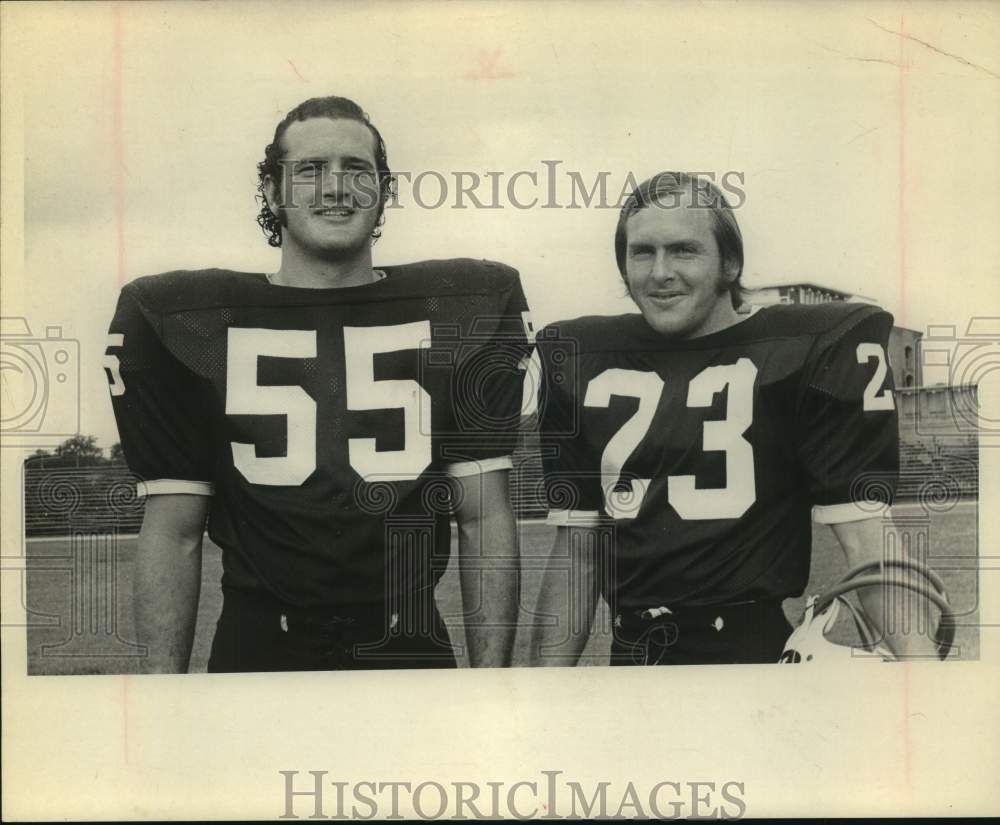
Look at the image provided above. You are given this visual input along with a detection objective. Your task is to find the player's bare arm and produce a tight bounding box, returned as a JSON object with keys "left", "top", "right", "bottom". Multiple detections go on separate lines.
{"left": 529, "top": 525, "right": 601, "bottom": 667}
{"left": 134, "top": 494, "right": 209, "bottom": 673}
{"left": 452, "top": 469, "right": 519, "bottom": 668}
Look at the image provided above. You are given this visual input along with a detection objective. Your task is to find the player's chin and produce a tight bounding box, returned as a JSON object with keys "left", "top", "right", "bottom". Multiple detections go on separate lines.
{"left": 318, "top": 242, "right": 371, "bottom": 262}
{"left": 312, "top": 228, "right": 374, "bottom": 259}
{"left": 638, "top": 305, "right": 689, "bottom": 339}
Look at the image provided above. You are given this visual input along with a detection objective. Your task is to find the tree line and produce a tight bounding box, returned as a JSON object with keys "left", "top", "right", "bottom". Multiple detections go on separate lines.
{"left": 25, "top": 435, "right": 125, "bottom": 468}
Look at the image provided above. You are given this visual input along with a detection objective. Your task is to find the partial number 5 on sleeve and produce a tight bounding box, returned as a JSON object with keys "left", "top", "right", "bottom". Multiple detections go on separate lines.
{"left": 104, "top": 333, "right": 126, "bottom": 397}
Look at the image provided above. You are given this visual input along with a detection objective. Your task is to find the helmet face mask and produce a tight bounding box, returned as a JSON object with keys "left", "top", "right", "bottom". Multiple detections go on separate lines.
{"left": 779, "top": 559, "right": 955, "bottom": 663}
{"left": 779, "top": 595, "right": 894, "bottom": 663}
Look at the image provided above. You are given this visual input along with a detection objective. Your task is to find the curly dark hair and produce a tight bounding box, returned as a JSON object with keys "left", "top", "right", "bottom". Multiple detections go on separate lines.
{"left": 256, "top": 96, "right": 394, "bottom": 247}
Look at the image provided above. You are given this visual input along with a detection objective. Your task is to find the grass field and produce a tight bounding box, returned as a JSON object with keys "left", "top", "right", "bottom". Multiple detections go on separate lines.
{"left": 23, "top": 501, "right": 980, "bottom": 674}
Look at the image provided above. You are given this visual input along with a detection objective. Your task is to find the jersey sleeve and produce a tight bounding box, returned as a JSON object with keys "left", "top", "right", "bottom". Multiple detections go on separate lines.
{"left": 795, "top": 307, "right": 900, "bottom": 523}
{"left": 105, "top": 284, "right": 215, "bottom": 497}
{"left": 536, "top": 324, "right": 605, "bottom": 526}
{"left": 443, "top": 269, "right": 535, "bottom": 478}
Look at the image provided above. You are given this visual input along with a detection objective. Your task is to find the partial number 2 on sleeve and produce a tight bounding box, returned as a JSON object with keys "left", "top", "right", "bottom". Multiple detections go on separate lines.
{"left": 856, "top": 342, "right": 894, "bottom": 411}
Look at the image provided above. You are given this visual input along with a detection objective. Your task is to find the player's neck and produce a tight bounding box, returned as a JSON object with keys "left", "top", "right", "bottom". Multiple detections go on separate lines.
{"left": 273, "top": 244, "right": 377, "bottom": 289}
{"left": 685, "top": 300, "right": 743, "bottom": 340}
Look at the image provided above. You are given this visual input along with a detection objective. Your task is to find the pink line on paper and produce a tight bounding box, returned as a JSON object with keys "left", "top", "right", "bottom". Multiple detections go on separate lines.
{"left": 111, "top": 6, "right": 128, "bottom": 288}
{"left": 287, "top": 59, "right": 308, "bottom": 82}
{"left": 121, "top": 675, "right": 131, "bottom": 765}
{"left": 896, "top": 14, "right": 909, "bottom": 329}
{"left": 897, "top": 24, "right": 913, "bottom": 780}
{"left": 464, "top": 48, "right": 517, "bottom": 81}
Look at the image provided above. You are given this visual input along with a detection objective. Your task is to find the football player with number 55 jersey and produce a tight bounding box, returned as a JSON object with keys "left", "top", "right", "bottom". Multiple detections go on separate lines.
{"left": 105, "top": 97, "right": 531, "bottom": 673}
{"left": 530, "top": 171, "right": 937, "bottom": 665}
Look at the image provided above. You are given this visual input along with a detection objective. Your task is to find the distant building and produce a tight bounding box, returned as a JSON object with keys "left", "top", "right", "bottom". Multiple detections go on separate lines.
{"left": 749, "top": 282, "right": 873, "bottom": 307}
{"left": 889, "top": 325, "right": 922, "bottom": 389}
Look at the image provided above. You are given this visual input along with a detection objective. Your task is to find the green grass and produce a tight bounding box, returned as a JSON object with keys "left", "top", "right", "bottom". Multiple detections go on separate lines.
{"left": 24, "top": 501, "right": 980, "bottom": 674}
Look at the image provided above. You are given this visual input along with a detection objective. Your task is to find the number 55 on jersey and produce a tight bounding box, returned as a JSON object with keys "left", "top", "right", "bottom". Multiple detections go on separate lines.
{"left": 103, "top": 260, "right": 532, "bottom": 611}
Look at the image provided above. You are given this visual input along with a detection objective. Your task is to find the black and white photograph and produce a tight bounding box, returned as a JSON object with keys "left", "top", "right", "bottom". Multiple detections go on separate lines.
{"left": 2, "top": 0, "right": 998, "bottom": 820}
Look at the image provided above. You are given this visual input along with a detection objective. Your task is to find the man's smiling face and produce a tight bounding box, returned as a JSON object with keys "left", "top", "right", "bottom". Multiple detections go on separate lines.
{"left": 265, "top": 117, "right": 382, "bottom": 261}
{"left": 624, "top": 191, "right": 738, "bottom": 339}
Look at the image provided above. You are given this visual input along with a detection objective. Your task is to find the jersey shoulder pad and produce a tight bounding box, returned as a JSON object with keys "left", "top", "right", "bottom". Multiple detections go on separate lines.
{"left": 392, "top": 258, "right": 520, "bottom": 296}
{"left": 777, "top": 304, "right": 895, "bottom": 400}
{"left": 812, "top": 303, "right": 893, "bottom": 353}
{"left": 125, "top": 269, "right": 263, "bottom": 316}
{"left": 757, "top": 302, "right": 892, "bottom": 345}
{"left": 537, "top": 313, "right": 646, "bottom": 354}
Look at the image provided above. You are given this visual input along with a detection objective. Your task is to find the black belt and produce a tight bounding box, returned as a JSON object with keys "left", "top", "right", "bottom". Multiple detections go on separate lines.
{"left": 616, "top": 599, "right": 780, "bottom": 628}
{"left": 222, "top": 586, "right": 411, "bottom": 634}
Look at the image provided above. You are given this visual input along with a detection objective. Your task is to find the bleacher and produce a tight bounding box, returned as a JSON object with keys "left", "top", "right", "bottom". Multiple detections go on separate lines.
{"left": 510, "top": 418, "right": 547, "bottom": 520}
{"left": 23, "top": 465, "right": 146, "bottom": 537}
{"left": 897, "top": 433, "right": 979, "bottom": 502}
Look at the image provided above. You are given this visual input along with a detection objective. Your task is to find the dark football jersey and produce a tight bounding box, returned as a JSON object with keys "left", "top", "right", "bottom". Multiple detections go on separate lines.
{"left": 105, "top": 260, "right": 532, "bottom": 608}
{"left": 536, "top": 302, "right": 899, "bottom": 610}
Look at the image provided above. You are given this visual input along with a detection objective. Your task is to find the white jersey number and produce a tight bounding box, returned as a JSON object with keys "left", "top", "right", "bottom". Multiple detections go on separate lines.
{"left": 586, "top": 359, "right": 758, "bottom": 520}
{"left": 226, "top": 323, "right": 432, "bottom": 486}
{"left": 668, "top": 358, "right": 758, "bottom": 520}
{"left": 227, "top": 328, "right": 318, "bottom": 486}
{"left": 584, "top": 368, "right": 664, "bottom": 519}
{"left": 104, "top": 333, "right": 126, "bottom": 396}
{"left": 344, "top": 321, "right": 432, "bottom": 481}
{"left": 856, "top": 342, "right": 895, "bottom": 411}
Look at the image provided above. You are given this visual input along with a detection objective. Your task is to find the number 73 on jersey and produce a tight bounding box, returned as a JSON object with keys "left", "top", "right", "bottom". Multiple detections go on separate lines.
{"left": 581, "top": 344, "right": 892, "bottom": 521}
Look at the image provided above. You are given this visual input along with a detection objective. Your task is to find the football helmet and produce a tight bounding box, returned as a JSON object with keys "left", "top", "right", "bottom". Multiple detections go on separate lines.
{"left": 779, "top": 559, "right": 955, "bottom": 663}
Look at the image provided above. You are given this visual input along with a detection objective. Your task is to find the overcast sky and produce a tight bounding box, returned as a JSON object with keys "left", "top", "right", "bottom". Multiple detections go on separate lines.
{"left": 4, "top": 1, "right": 999, "bottom": 449}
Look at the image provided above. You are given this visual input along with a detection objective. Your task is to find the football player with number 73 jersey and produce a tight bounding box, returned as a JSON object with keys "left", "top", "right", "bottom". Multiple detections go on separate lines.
{"left": 105, "top": 96, "right": 532, "bottom": 673}
{"left": 529, "top": 171, "right": 938, "bottom": 666}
